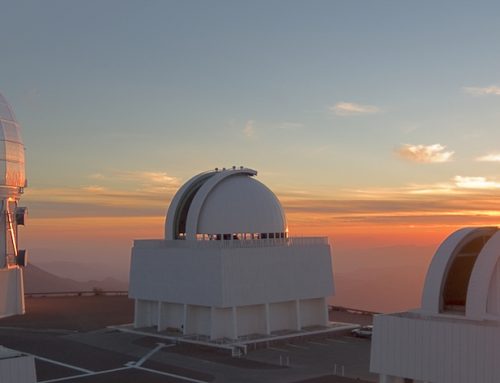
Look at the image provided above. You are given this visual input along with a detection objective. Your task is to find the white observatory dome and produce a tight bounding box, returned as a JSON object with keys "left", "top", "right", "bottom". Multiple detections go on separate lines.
{"left": 165, "top": 168, "right": 287, "bottom": 240}
{"left": 0, "top": 93, "right": 25, "bottom": 192}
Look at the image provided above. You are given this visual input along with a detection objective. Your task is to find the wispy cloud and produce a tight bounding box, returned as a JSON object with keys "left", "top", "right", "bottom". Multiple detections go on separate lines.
{"left": 476, "top": 153, "right": 500, "bottom": 162}
{"left": 330, "top": 102, "right": 381, "bottom": 116}
{"left": 112, "top": 170, "right": 179, "bottom": 186}
{"left": 87, "top": 170, "right": 180, "bottom": 193}
{"left": 353, "top": 175, "right": 500, "bottom": 196}
{"left": 22, "top": 169, "right": 183, "bottom": 218}
{"left": 243, "top": 120, "right": 255, "bottom": 138}
{"left": 82, "top": 185, "right": 107, "bottom": 193}
{"left": 453, "top": 176, "right": 500, "bottom": 189}
{"left": 397, "top": 144, "right": 454, "bottom": 163}
{"left": 278, "top": 175, "right": 500, "bottom": 230}
{"left": 463, "top": 85, "right": 500, "bottom": 96}
{"left": 24, "top": 171, "right": 500, "bottom": 233}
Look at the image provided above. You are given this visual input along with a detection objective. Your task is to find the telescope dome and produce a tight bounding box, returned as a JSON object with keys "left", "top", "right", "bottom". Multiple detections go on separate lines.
{"left": 165, "top": 168, "right": 287, "bottom": 240}
{"left": 0, "top": 93, "right": 25, "bottom": 191}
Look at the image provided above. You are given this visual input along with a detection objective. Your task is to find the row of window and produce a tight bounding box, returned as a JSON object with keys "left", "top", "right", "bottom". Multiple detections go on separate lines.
{"left": 178, "top": 232, "right": 288, "bottom": 241}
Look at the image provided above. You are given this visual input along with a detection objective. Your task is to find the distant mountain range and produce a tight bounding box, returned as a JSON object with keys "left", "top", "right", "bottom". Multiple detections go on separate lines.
{"left": 23, "top": 263, "right": 128, "bottom": 294}
{"left": 35, "top": 259, "right": 129, "bottom": 282}
{"left": 24, "top": 244, "right": 437, "bottom": 312}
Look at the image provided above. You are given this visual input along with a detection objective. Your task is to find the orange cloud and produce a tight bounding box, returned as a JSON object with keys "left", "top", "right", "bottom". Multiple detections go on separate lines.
{"left": 22, "top": 169, "right": 181, "bottom": 218}
{"left": 20, "top": 170, "right": 500, "bottom": 255}
{"left": 396, "top": 144, "right": 454, "bottom": 163}
{"left": 277, "top": 180, "right": 500, "bottom": 248}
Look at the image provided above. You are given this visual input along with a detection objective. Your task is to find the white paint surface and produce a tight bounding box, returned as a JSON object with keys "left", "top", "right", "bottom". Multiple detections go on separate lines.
{"left": 129, "top": 239, "right": 334, "bottom": 338}
{"left": 373, "top": 226, "right": 500, "bottom": 382}
{"left": 0, "top": 352, "right": 36, "bottom": 383}
{"left": 0, "top": 268, "right": 24, "bottom": 318}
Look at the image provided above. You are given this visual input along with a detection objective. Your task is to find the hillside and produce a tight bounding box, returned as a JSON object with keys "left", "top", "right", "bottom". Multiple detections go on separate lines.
{"left": 23, "top": 263, "right": 128, "bottom": 294}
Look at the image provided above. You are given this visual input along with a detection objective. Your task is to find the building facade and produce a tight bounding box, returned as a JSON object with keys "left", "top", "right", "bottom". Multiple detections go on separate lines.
{"left": 371, "top": 227, "right": 500, "bottom": 383}
{"left": 129, "top": 167, "right": 335, "bottom": 340}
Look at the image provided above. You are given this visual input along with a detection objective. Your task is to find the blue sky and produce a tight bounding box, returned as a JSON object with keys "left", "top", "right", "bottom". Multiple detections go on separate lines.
{"left": 2, "top": 2, "right": 500, "bottom": 276}
{"left": 2, "top": 1, "right": 500, "bottom": 191}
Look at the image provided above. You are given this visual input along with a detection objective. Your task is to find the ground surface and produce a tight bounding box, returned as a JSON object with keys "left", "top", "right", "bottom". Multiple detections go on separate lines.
{"left": 0, "top": 295, "right": 134, "bottom": 331}
{"left": 0, "top": 296, "right": 376, "bottom": 383}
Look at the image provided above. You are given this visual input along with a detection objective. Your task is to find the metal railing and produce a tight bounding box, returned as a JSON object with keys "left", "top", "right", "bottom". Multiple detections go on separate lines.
{"left": 134, "top": 236, "right": 329, "bottom": 249}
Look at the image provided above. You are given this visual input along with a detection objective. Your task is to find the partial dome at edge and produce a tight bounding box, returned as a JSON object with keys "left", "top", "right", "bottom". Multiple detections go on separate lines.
{"left": 0, "top": 93, "right": 25, "bottom": 190}
{"left": 0, "top": 93, "right": 17, "bottom": 122}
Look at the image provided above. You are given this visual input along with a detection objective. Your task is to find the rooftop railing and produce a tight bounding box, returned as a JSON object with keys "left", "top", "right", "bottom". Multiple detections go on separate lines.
{"left": 134, "top": 236, "right": 329, "bottom": 249}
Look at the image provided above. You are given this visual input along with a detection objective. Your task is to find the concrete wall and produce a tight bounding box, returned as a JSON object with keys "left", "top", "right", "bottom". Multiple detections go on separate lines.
{"left": 220, "top": 244, "right": 333, "bottom": 307}
{"left": 237, "top": 304, "right": 267, "bottom": 336}
{"left": 0, "top": 354, "right": 36, "bottom": 383}
{"left": 0, "top": 268, "right": 24, "bottom": 318}
{"left": 185, "top": 305, "right": 211, "bottom": 335}
{"left": 135, "top": 298, "right": 329, "bottom": 339}
{"left": 129, "top": 247, "right": 223, "bottom": 306}
{"left": 134, "top": 299, "right": 158, "bottom": 328}
{"left": 129, "top": 241, "right": 334, "bottom": 308}
{"left": 300, "top": 298, "right": 327, "bottom": 327}
{"left": 130, "top": 240, "right": 333, "bottom": 337}
{"left": 269, "top": 301, "right": 298, "bottom": 332}
{"left": 158, "top": 302, "right": 184, "bottom": 331}
{"left": 371, "top": 313, "right": 500, "bottom": 383}
{"left": 211, "top": 307, "right": 234, "bottom": 339}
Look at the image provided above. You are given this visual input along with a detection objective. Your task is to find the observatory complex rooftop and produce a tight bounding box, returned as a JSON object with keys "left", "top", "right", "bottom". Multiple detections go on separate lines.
{"left": 0, "top": 295, "right": 376, "bottom": 383}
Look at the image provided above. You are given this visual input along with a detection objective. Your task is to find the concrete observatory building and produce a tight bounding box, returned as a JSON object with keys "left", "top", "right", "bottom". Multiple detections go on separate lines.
{"left": 371, "top": 227, "right": 500, "bottom": 383}
{"left": 129, "top": 167, "right": 334, "bottom": 341}
{"left": 0, "top": 93, "right": 34, "bottom": 383}
{"left": 0, "top": 93, "right": 27, "bottom": 318}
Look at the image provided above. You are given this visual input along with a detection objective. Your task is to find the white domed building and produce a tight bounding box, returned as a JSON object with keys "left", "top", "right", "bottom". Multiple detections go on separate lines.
{"left": 371, "top": 227, "right": 500, "bottom": 383}
{"left": 0, "top": 92, "right": 34, "bottom": 383}
{"left": 0, "top": 93, "right": 27, "bottom": 318}
{"left": 129, "top": 167, "right": 335, "bottom": 342}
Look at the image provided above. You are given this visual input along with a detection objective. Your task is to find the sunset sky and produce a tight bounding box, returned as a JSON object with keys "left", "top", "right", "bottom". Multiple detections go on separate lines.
{"left": 2, "top": 2, "right": 500, "bottom": 308}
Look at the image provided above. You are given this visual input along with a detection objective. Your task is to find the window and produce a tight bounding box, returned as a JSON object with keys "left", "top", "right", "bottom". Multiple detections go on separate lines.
{"left": 442, "top": 234, "right": 492, "bottom": 313}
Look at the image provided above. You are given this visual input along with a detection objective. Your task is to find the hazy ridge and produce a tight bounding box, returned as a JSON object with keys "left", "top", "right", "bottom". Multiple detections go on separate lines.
{"left": 25, "top": 244, "right": 437, "bottom": 312}
{"left": 24, "top": 263, "right": 128, "bottom": 294}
